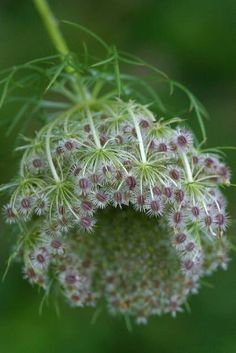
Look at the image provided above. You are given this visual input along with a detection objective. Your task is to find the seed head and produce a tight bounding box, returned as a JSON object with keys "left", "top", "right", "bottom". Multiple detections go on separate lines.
{"left": 1, "top": 98, "right": 231, "bottom": 324}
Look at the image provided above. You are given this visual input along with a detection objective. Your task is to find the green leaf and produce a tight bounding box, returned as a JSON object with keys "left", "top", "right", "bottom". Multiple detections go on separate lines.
{"left": 62, "top": 20, "right": 110, "bottom": 51}
{"left": 45, "top": 61, "right": 66, "bottom": 92}
{"left": 119, "top": 50, "right": 169, "bottom": 80}
{"left": 170, "top": 80, "right": 208, "bottom": 143}
{"left": 112, "top": 46, "right": 121, "bottom": 97}
{"left": 91, "top": 54, "right": 116, "bottom": 68}
{"left": 0, "top": 69, "right": 16, "bottom": 109}
{"left": 0, "top": 182, "right": 18, "bottom": 193}
{"left": 6, "top": 103, "right": 29, "bottom": 136}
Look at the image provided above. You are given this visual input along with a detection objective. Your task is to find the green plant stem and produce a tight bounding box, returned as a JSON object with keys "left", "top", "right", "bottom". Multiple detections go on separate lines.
{"left": 181, "top": 152, "right": 193, "bottom": 183}
{"left": 33, "top": 0, "right": 82, "bottom": 97}
{"left": 33, "top": 0, "right": 69, "bottom": 56}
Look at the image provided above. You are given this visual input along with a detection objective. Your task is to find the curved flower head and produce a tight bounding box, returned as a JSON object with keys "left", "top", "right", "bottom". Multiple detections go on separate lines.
{"left": 1, "top": 96, "right": 231, "bottom": 324}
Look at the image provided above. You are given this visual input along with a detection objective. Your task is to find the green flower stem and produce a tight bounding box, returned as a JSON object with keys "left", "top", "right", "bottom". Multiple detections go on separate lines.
{"left": 33, "top": 0, "right": 69, "bottom": 57}
{"left": 128, "top": 107, "right": 147, "bottom": 163}
{"left": 181, "top": 152, "right": 193, "bottom": 183}
{"left": 45, "top": 124, "right": 60, "bottom": 183}
{"left": 86, "top": 108, "right": 101, "bottom": 148}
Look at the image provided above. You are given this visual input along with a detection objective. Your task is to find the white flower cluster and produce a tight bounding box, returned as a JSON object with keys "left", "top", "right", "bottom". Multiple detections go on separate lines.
{"left": 3, "top": 99, "right": 230, "bottom": 323}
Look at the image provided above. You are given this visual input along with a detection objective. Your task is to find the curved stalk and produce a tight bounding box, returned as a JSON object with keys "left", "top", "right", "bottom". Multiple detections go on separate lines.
{"left": 181, "top": 152, "right": 193, "bottom": 183}
{"left": 45, "top": 124, "right": 60, "bottom": 183}
{"left": 128, "top": 107, "right": 147, "bottom": 163}
{"left": 33, "top": 0, "right": 69, "bottom": 56}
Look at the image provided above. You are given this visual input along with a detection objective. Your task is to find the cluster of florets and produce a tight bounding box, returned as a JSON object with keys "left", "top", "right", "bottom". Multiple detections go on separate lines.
{"left": 2, "top": 98, "right": 231, "bottom": 323}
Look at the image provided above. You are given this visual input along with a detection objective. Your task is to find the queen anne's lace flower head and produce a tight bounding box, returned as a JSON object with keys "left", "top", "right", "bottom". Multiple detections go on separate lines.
{"left": 2, "top": 97, "right": 231, "bottom": 324}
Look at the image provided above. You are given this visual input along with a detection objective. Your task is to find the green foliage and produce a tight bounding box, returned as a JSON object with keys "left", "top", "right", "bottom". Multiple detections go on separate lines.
{"left": 0, "top": 22, "right": 209, "bottom": 146}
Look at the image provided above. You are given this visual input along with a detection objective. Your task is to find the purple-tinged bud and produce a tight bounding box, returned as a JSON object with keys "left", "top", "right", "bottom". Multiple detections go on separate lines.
{"left": 31, "top": 247, "right": 49, "bottom": 270}
{"left": 169, "top": 168, "right": 180, "bottom": 181}
{"left": 48, "top": 238, "right": 64, "bottom": 255}
{"left": 175, "top": 128, "right": 193, "bottom": 150}
{"left": 218, "top": 166, "right": 229, "bottom": 178}
{"left": 51, "top": 239, "right": 62, "bottom": 249}
{"left": 78, "top": 177, "right": 91, "bottom": 191}
{"left": 191, "top": 206, "right": 200, "bottom": 218}
{"left": 21, "top": 197, "right": 31, "bottom": 210}
{"left": 64, "top": 139, "right": 76, "bottom": 151}
{"left": 94, "top": 192, "right": 109, "bottom": 208}
{"left": 23, "top": 267, "right": 36, "bottom": 282}
{"left": 83, "top": 124, "right": 91, "bottom": 133}
{"left": 152, "top": 186, "right": 162, "bottom": 196}
{"left": 175, "top": 233, "right": 187, "bottom": 244}
{"left": 192, "top": 155, "right": 199, "bottom": 164}
{"left": 177, "top": 135, "right": 187, "bottom": 146}
{"left": 174, "top": 189, "right": 185, "bottom": 203}
{"left": 169, "top": 210, "right": 184, "bottom": 227}
{"left": 115, "top": 170, "right": 123, "bottom": 181}
{"left": 72, "top": 206, "right": 80, "bottom": 214}
{"left": 56, "top": 145, "right": 64, "bottom": 156}
{"left": 218, "top": 165, "right": 231, "bottom": 184}
{"left": 185, "top": 242, "right": 195, "bottom": 252}
{"left": 170, "top": 142, "right": 178, "bottom": 152}
{"left": 3, "top": 204, "right": 17, "bottom": 224}
{"left": 139, "top": 119, "right": 150, "bottom": 128}
{"left": 113, "top": 191, "right": 123, "bottom": 206}
{"left": 183, "top": 259, "right": 194, "bottom": 271}
{"left": 65, "top": 274, "right": 77, "bottom": 285}
{"left": 58, "top": 205, "right": 66, "bottom": 216}
{"left": 70, "top": 294, "right": 83, "bottom": 306}
{"left": 115, "top": 135, "right": 123, "bottom": 144}
{"left": 132, "top": 193, "right": 146, "bottom": 211}
{"left": 204, "top": 157, "right": 215, "bottom": 168}
{"left": 34, "top": 196, "right": 48, "bottom": 216}
{"left": 99, "top": 135, "right": 107, "bottom": 146}
{"left": 58, "top": 216, "right": 70, "bottom": 233}
{"left": 102, "top": 165, "right": 113, "bottom": 179}
{"left": 204, "top": 215, "right": 213, "bottom": 227}
{"left": 126, "top": 176, "right": 136, "bottom": 190}
{"left": 148, "top": 199, "right": 162, "bottom": 216}
{"left": 172, "top": 231, "right": 188, "bottom": 250}
{"left": 69, "top": 163, "right": 82, "bottom": 177}
{"left": 81, "top": 200, "right": 93, "bottom": 213}
{"left": 80, "top": 216, "right": 95, "bottom": 232}
{"left": 32, "top": 157, "right": 43, "bottom": 169}
{"left": 137, "top": 194, "right": 146, "bottom": 207}
{"left": 59, "top": 270, "right": 80, "bottom": 288}
{"left": 158, "top": 142, "right": 168, "bottom": 152}
{"left": 123, "top": 160, "right": 133, "bottom": 172}
{"left": 18, "top": 197, "right": 32, "bottom": 217}
{"left": 163, "top": 186, "right": 173, "bottom": 199}
{"left": 90, "top": 173, "right": 100, "bottom": 185}
{"left": 215, "top": 213, "right": 227, "bottom": 229}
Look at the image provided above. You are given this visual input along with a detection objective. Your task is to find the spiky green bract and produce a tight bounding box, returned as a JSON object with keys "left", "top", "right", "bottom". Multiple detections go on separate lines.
{"left": 0, "top": 43, "right": 208, "bottom": 143}
{"left": 1, "top": 90, "right": 231, "bottom": 323}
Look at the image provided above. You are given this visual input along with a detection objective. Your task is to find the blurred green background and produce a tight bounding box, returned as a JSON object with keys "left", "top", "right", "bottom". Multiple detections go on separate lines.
{"left": 0, "top": 0, "right": 236, "bottom": 352}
